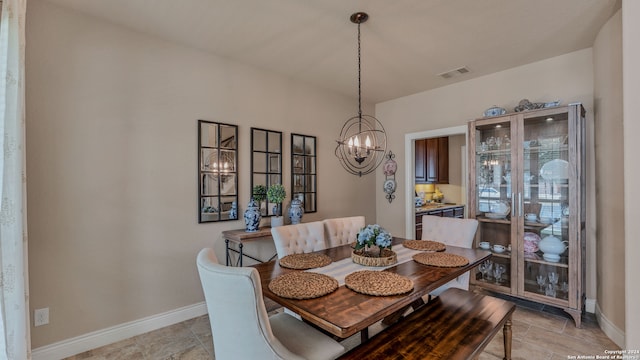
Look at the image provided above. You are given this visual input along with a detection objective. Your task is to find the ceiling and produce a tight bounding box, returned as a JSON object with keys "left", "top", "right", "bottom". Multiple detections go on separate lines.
{"left": 42, "top": 0, "right": 620, "bottom": 104}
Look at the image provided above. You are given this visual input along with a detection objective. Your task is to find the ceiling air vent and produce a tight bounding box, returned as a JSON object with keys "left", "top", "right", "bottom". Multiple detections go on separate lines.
{"left": 437, "top": 66, "right": 470, "bottom": 79}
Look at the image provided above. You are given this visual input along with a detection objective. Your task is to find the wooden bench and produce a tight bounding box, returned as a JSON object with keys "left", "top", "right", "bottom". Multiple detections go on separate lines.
{"left": 337, "top": 288, "right": 516, "bottom": 360}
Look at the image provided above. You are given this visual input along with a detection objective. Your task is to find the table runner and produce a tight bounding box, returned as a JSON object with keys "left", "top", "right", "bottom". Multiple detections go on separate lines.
{"left": 307, "top": 245, "right": 424, "bottom": 286}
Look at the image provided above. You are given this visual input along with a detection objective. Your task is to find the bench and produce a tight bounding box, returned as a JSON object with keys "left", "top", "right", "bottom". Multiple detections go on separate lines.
{"left": 337, "top": 288, "right": 516, "bottom": 360}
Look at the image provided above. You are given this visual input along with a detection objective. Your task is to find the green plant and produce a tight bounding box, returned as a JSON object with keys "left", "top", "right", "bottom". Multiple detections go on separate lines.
{"left": 267, "top": 184, "right": 286, "bottom": 204}
{"left": 252, "top": 185, "right": 267, "bottom": 202}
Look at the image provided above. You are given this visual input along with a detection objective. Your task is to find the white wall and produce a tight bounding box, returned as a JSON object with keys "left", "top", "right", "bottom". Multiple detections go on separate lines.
{"left": 26, "top": 0, "right": 376, "bottom": 348}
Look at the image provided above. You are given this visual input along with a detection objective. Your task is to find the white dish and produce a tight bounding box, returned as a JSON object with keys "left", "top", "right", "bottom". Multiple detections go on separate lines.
{"left": 485, "top": 213, "right": 507, "bottom": 219}
{"left": 540, "top": 159, "right": 569, "bottom": 181}
{"left": 543, "top": 253, "right": 561, "bottom": 263}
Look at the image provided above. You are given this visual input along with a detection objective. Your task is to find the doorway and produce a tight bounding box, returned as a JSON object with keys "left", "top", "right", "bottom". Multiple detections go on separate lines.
{"left": 404, "top": 125, "right": 467, "bottom": 238}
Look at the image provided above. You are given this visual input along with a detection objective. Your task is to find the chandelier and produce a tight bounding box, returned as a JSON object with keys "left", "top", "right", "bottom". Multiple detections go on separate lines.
{"left": 335, "top": 12, "right": 387, "bottom": 177}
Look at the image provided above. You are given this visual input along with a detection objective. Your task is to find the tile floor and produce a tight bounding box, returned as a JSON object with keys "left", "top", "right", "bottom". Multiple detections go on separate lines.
{"left": 64, "top": 293, "right": 620, "bottom": 360}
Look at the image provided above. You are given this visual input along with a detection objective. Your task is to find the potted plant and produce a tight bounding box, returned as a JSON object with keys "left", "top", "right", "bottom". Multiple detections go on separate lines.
{"left": 267, "top": 184, "right": 286, "bottom": 227}
{"left": 352, "top": 224, "right": 396, "bottom": 266}
{"left": 252, "top": 185, "right": 267, "bottom": 214}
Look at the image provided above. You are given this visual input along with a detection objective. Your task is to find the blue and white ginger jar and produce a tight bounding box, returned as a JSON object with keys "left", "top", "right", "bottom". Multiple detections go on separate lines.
{"left": 244, "top": 198, "right": 261, "bottom": 232}
{"left": 228, "top": 201, "right": 238, "bottom": 220}
{"left": 288, "top": 198, "right": 304, "bottom": 225}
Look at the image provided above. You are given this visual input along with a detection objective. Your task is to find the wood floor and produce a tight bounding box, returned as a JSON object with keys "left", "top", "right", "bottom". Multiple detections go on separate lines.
{"left": 64, "top": 293, "right": 620, "bottom": 360}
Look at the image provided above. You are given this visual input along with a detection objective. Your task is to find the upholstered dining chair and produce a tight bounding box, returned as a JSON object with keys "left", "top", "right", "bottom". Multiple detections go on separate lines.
{"left": 323, "top": 216, "right": 365, "bottom": 248}
{"left": 270, "top": 221, "right": 327, "bottom": 259}
{"left": 421, "top": 215, "right": 479, "bottom": 297}
{"left": 196, "top": 248, "right": 345, "bottom": 360}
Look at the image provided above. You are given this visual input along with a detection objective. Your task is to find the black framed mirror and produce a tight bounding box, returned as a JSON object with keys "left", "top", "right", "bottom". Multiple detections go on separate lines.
{"left": 291, "top": 133, "right": 317, "bottom": 213}
{"left": 251, "top": 128, "right": 282, "bottom": 216}
{"left": 198, "top": 120, "right": 238, "bottom": 223}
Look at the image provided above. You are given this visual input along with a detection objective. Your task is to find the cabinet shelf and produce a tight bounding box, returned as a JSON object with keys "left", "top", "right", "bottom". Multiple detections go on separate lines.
{"left": 468, "top": 104, "right": 586, "bottom": 327}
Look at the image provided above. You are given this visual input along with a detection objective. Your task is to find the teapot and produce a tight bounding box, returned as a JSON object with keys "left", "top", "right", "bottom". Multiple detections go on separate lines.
{"left": 538, "top": 235, "right": 568, "bottom": 262}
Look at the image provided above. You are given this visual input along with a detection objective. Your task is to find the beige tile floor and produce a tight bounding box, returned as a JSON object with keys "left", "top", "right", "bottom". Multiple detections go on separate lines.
{"left": 65, "top": 294, "right": 620, "bottom": 360}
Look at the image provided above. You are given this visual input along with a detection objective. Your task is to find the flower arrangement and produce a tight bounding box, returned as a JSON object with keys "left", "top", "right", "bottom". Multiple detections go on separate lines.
{"left": 355, "top": 224, "right": 392, "bottom": 256}
{"left": 267, "top": 184, "right": 286, "bottom": 216}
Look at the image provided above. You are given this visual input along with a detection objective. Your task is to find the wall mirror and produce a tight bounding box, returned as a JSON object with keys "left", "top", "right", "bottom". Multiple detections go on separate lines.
{"left": 291, "top": 133, "right": 317, "bottom": 213}
{"left": 251, "top": 128, "right": 282, "bottom": 216}
{"left": 198, "top": 120, "right": 238, "bottom": 223}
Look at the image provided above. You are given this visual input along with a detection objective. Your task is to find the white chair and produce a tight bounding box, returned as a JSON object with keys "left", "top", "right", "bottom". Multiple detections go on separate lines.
{"left": 270, "top": 221, "right": 326, "bottom": 259}
{"left": 323, "top": 216, "right": 365, "bottom": 248}
{"left": 421, "top": 215, "right": 479, "bottom": 296}
{"left": 196, "top": 248, "right": 345, "bottom": 360}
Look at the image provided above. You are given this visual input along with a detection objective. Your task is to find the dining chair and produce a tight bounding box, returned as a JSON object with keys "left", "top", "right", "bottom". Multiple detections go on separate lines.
{"left": 270, "top": 221, "right": 327, "bottom": 259}
{"left": 323, "top": 216, "right": 365, "bottom": 248}
{"left": 196, "top": 248, "right": 345, "bottom": 360}
{"left": 421, "top": 215, "right": 479, "bottom": 296}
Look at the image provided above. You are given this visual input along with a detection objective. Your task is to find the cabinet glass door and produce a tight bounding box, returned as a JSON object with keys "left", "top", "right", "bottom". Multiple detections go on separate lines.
{"left": 520, "top": 111, "right": 570, "bottom": 301}
{"left": 472, "top": 117, "right": 516, "bottom": 292}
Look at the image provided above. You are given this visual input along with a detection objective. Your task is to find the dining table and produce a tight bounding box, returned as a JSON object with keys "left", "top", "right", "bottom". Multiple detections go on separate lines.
{"left": 253, "top": 237, "right": 492, "bottom": 340}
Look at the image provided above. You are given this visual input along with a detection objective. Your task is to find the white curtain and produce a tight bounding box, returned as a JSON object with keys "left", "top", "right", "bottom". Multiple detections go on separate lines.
{"left": 0, "top": 0, "right": 30, "bottom": 359}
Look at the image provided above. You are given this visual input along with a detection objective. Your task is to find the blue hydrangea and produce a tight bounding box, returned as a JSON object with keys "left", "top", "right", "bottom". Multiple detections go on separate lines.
{"left": 355, "top": 224, "right": 392, "bottom": 251}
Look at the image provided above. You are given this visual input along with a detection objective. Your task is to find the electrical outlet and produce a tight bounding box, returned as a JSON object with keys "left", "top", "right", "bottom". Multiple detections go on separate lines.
{"left": 34, "top": 308, "right": 49, "bottom": 326}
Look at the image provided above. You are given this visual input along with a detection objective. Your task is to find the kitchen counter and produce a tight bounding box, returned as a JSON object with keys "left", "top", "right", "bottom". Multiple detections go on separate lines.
{"left": 415, "top": 203, "right": 463, "bottom": 214}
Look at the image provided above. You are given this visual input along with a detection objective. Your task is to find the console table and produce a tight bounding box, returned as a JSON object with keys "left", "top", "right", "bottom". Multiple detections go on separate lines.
{"left": 222, "top": 227, "right": 277, "bottom": 266}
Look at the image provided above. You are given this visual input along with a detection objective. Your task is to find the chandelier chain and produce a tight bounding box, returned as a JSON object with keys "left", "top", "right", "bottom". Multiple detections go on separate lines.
{"left": 357, "top": 22, "right": 362, "bottom": 121}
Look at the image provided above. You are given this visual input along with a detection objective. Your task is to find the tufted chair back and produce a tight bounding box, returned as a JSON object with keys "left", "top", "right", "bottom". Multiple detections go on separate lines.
{"left": 323, "top": 216, "right": 365, "bottom": 248}
{"left": 196, "top": 248, "right": 344, "bottom": 360}
{"left": 421, "top": 215, "right": 479, "bottom": 296}
{"left": 271, "top": 221, "right": 327, "bottom": 259}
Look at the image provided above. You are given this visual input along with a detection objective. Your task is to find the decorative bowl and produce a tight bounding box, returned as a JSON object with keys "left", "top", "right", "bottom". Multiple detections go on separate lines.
{"left": 484, "top": 105, "right": 507, "bottom": 117}
{"left": 352, "top": 248, "right": 397, "bottom": 267}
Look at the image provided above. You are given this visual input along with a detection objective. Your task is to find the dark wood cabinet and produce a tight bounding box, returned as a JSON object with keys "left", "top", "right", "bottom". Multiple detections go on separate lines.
{"left": 415, "top": 139, "right": 427, "bottom": 183}
{"left": 415, "top": 137, "right": 449, "bottom": 184}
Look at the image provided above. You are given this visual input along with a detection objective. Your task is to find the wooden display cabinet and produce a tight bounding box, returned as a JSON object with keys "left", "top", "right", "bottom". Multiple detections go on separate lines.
{"left": 467, "top": 104, "right": 586, "bottom": 327}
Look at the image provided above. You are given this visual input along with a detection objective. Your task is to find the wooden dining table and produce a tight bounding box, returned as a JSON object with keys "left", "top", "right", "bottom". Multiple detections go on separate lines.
{"left": 253, "top": 237, "right": 492, "bottom": 340}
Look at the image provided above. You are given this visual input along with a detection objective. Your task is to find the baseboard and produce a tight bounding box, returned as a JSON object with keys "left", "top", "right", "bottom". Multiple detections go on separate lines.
{"left": 595, "top": 302, "right": 625, "bottom": 348}
{"left": 585, "top": 297, "right": 596, "bottom": 313}
{"left": 31, "top": 302, "right": 207, "bottom": 360}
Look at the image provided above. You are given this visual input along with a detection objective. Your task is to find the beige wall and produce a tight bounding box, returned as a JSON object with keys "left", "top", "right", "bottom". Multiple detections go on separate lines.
{"left": 623, "top": 0, "right": 640, "bottom": 349}
{"left": 593, "top": 9, "right": 625, "bottom": 342}
{"left": 375, "top": 50, "right": 595, "bottom": 260}
{"left": 26, "top": 0, "right": 376, "bottom": 347}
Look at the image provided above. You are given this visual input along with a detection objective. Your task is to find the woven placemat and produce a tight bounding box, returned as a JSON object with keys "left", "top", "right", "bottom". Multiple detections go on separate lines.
{"left": 268, "top": 272, "right": 338, "bottom": 300}
{"left": 403, "top": 239, "right": 446, "bottom": 252}
{"left": 279, "top": 253, "right": 332, "bottom": 270}
{"left": 412, "top": 252, "right": 469, "bottom": 267}
{"left": 344, "top": 270, "right": 414, "bottom": 296}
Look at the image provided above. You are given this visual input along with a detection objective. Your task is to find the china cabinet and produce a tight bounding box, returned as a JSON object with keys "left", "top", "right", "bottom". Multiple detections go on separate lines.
{"left": 467, "top": 104, "right": 586, "bottom": 327}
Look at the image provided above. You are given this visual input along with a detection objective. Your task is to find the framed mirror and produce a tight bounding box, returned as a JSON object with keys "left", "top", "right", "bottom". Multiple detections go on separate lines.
{"left": 198, "top": 120, "right": 238, "bottom": 223}
{"left": 251, "top": 128, "right": 282, "bottom": 216}
{"left": 291, "top": 133, "right": 317, "bottom": 213}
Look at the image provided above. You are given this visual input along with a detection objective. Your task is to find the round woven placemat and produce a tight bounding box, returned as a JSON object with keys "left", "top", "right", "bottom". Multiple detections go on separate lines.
{"left": 403, "top": 240, "right": 446, "bottom": 252}
{"left": 279, "top": 253, "right": 332, "bottom": 270}
{"left": 268, "top": 272, "right": 338, "bottom": 300}
{"left": 344, "top": 270, "right": 414, "bottom": 296}
{"left": 412, "top": 252, "right": 469, "bottom": 267}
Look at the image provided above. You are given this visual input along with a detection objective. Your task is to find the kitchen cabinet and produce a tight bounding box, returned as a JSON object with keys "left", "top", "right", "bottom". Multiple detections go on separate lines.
{"left": 415, "top": 137, "right": 449, "bottom": 184}
{"left": 467, "top": 104, "right": 586, "bottom": 327}
{"left": 415, "top": 204, "right": 465, "bottom": 239}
